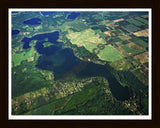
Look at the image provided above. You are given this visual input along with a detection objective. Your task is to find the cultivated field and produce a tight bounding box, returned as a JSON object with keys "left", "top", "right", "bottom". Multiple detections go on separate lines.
{"left": 134, "top": 52, "right": 149, "bottom": 64}
{"left": 67, "top": 29, "right": 123, "bottom": 62}
{"left": 66, "top": 29, "right": 106, "bottom": 52}
{"left": 126, "top": 18, "right": 144, "bottom": 27}
{"left": 110, "top": 58, "right": 132, "bottom": 71}
{"left": 133, "top": 29, "right": 149, "bottom": 37}
{"left": 98, "top": 45, "right": 123, "bottom": 62}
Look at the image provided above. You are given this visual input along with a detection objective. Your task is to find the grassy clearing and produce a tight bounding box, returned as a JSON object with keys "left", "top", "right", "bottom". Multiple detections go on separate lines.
{"left": 110, "top": 58, "right": 132, "bottom": 71}
{"left": 66, "top": 29, "right": 106, "bottom": 53}
{"left": 98, "top": 45, "right": 123, "bottom": 62}
{"left": 12, "top": 48, "right": 36, "bottom": 67}
{"left": 59, "top": 20, "right": 88, "bottom": 32}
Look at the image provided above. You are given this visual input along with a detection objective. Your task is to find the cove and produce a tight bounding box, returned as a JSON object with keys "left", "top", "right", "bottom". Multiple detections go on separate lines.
{"left": 21, "top": 31, "right": 130, "bottom": 101}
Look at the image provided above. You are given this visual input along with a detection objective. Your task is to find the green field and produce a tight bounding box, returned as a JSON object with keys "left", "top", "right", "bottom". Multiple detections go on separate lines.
{"left": 125, "top": 24, "right": 140, "bottom": 32}
{"left": 59, "top": 20, "right": 89, "bottom": 32}
{"left": 110, "top": 58, "right": 132, "bottom": 71}
{"left": 67, "top": 29, "right": 123, "bottom": 62}
{"left": 126, "top": 18, "right": 144, "bottom": 27}
{"left": 98, "top": 45, "right": 123, "bottom": 62}
{"left": 66, "top": 29, "right": 106, "bottom": 53}
{"left": 135, "top": 17, "right": 148, "bottom": 25}
{"left": 94, "top": 29, "right": 106, "bottom": 39}
{"left": 121, "top": 45, "right": 135, "bottom": 54}
{"left": 12, "top": 48, "right": 37, "bottom": 67}
{"left": 130, "top": 37, "right": 148, "bottom": 47}
{"left": 122, "top": 40, "right": 130, "bottom": 44}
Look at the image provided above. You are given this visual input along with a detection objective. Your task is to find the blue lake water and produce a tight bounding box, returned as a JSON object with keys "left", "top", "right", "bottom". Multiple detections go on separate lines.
{"left": 21, "top": 37, "right": 32, "bottom": 49}
{"left": 23, "top": 18, "right": 42, "bottom": 25}
{"left": 12, "top": 30, "right": 20, "bottom": 35}
{"left": 67, "top": 12, "right": 80, "bottom": 19}
{"left": 63, "top": 11, "right": 69, "bottom": 14}
{"left": 41, "top": 11, "right": 69, "bottom": 16}
{"left": 21, "top": 31, "right": 130, "bottom": 100}
{"left": 35, "top": 41, "right": 61, "bottom": 55}
{"left": 77, "top": 62, "right": 130, "bottom": 100}
{"left": 41, "top": 11, "right": 57, "bottom": 16}
{"left": 12, "top": 11, "right": 18, "bottom": 13}
{"left": 22, "top": 31, "right": 62, "bottom": 49}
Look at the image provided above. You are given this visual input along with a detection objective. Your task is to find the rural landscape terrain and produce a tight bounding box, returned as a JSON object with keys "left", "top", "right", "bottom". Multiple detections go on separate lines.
{"left": 11, "top": 11, "right": 149, "bottom": 115}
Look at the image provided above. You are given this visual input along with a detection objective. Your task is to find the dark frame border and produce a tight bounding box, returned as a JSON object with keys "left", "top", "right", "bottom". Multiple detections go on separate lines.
{"left": 0, "top": 0, "right": 159, "bottom": 128}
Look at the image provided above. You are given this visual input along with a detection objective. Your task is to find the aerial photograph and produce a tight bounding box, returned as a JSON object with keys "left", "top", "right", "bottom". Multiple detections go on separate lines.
{"left": 10, "top": 9, "right": 150, "bottom": 117}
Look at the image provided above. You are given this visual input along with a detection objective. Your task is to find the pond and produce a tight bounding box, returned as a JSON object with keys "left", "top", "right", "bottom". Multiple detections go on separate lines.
{"left": 23, "top": 18, "right": 42, "bottom": 25}
{"left": 12, "top": 30, "right": 20, "bottom": 36}
{"left": 67, "top": 12, "right": 80, "bottom": 19}
{"left": 21, "top": 31, "right": 130, "bottom": 101}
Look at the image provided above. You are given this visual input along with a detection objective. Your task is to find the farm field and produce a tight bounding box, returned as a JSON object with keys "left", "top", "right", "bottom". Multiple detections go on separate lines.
{"left": 126, "top": 18, "right": 144, "bottom": 27}
{"left": 98, "top": 45, "right": 123, "bottom": 62}
{"left": 121, "top": 45, "right": 135, "bottom": 54}
{"left": 134, "top": 52, "right": 149, "bottom": 64}
{"left": 133, "top": 29, "right": 149, "bottom": 37}
{"left": 66, "top": 28, "right": 106, "bottom": 53}
{"left": 135, "top": 17, "right": 148, "bottom": 24}
{"left": 109, "top": 58, "right": 132, "bottom": 71}
{"left": 130, "top": 37, "right": 148, "bottom": 47}
{"left": 123, "top": 24, "right": 140, "bottom": 32}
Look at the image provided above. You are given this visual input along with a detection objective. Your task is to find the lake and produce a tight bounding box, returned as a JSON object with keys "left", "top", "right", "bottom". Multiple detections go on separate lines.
{"left": 22, "top": 31, "right": 62, "bottom": 49}
{"left": 23, "top": 18, "right": 42, "bottom": 25}
{"left": 21, "top": 31, "right": 130, "bottom": 101}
